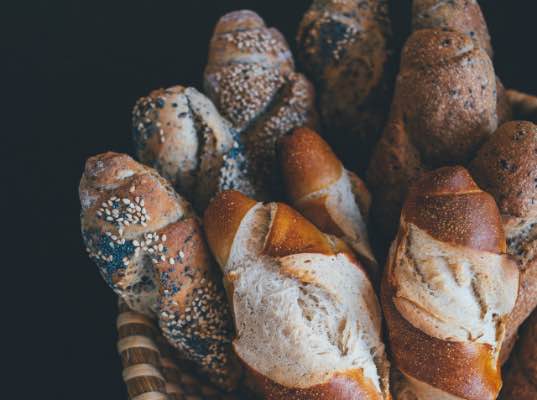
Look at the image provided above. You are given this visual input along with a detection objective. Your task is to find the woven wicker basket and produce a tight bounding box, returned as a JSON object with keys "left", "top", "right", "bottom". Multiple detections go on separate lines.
{"left": 115, "top": 90, "right": 537, "bottom": 400}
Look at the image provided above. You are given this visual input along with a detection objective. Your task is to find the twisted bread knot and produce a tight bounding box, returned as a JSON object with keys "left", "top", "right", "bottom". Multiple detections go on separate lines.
{"left": 203, "top": 190, "right": 391, "bottom": 399}
{"left": 79, "top": 152, "right": 241, "bottom": 390}
{"left": 383, "top": 166, "right": 519, "bottom": 400}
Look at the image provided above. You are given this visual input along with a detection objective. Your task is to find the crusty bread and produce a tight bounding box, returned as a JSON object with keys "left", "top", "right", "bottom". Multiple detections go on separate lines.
{"left": 132, "top": 85, "right": 257, "bottom": 210}
{"left": 382, "top": 166, "right": 519, "bottom": 400}
{"left": 367, "top": 28, "right": 507, "bottom": 242}
{"left": 204, "top": 10, "right": 318, "bottom": 200}
{"left": 501, "top": 311, "right": 537, "bottom": 399}
{"left": 204, "top": 190, "right": 391, "bottom": 399}
{"left": 412, "top": 0, "right": 492, "bottom": 57}
{"left": 296, "top": 0, "right": 392, "bottom": 171}
{"left": 79, "top": 152, "right": 241, "bottom": 390}
{"left": 280, "top": 127, "right": 378, "bottom": 281}
{"left": 470, "top": 120, "right": 537, "bottom": 364}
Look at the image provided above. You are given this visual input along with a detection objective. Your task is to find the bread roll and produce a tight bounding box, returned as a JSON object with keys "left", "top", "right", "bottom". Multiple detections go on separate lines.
{"left": 471, "top": 120, "right": 537, "bottom": 364}
{"left": 367, "top": 28, "right": 506, "bottom": 242}
{"left": 204, "top": 190, "right": 391, "bottom": 399}
{"left": 501, "top": 311, "right": 537, "bottom": 399}
{"left": 280, "top": 127, "right": 378, "bottom": 281}
{"left": 297, "top": 0, "right": 392, "bottom": 171}
{"left": 204, "top": 10, "right": 318, "bottom": 199}
{"left": 79, "top": 152, "right": 241, "bottom": 390}
{"left": 132, "top": 85, "right": 256, "bottom": 210}
{"left": 412, "top": 0, "right": 492, "bottom": 57}
{"left": 382, "top": 166, "right": 519, "bottom": 400}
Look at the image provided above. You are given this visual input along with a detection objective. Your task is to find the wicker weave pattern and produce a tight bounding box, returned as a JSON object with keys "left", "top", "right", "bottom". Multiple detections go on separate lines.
{"left": 117, "top": 301, "right": 244, "bottom": 400}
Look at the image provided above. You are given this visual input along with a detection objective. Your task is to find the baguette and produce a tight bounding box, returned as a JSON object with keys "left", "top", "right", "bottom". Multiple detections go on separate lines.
{"left": 79, "top": 152, "right": 241, "bottom": 390}
{"left": 382, "top": 166, "right": 519, "bottom": 400}
{"left": 203, "top": 190, "right": 391, "bottom": 399}
{"left": 279, "top": 127, "right": 378, "bottom": 281}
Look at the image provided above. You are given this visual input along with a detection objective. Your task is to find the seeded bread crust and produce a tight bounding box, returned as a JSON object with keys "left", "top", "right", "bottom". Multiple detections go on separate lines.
{"left": 412, "top": 0, "right": 492, "bottom": 57}
{"left": 79, "top": 152, "right": 241, "bottom": 390}
{"left": 204, "top": 10, "right": 318, "bottom": 200}
{"left": 296, "top": 0, "right": 393, "bottom": 172}
{"left": 132, "top": 85, "right": 258, "bottom": 211}
{"left": 367, "top": 28, "right": 507, "bottom": 243}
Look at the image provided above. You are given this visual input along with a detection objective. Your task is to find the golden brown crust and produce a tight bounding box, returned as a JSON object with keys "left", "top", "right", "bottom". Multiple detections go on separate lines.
{"left": 501, "top": 312, "right": 537, "bottom": 399}
{"left": 381, "top": 274, "right": 500, "bottom": 400}
{"left": 404, "top": 166, "right": 506, "bottom": 254}
{"left": 242, "top": 359, "right": 387, "bottom": 400}
{"left": 203, "top": 190, "right": 257, "bottom": 267}
{"left": 470, "top": 120, "right": 537, "bottom": 363}
{"left": 296, "top": 0, "right": 392, "bottom": 171}
{"left": 381, "top": 167, "right": 513, "bottom": 400}
{"left": 280, "top": 127, "right": 343, "bottom": 201}
{"left": 263, "top": 202, "right": 337, "bottom": 258}
{"left": 412, "top": 0, "right": 492, "bottom": 57}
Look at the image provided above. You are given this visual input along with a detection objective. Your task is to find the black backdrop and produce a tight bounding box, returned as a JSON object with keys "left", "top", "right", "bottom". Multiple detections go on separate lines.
{"left": 5, "top": 1, "right": 537, "bottom": 398}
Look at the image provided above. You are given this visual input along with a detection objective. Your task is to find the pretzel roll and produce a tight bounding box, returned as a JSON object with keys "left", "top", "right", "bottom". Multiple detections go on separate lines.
{"left": 382, "top": 166, "right": 519, "bottom": 400}
{"left": 501, "top": 311, "right": 537, "bottom": 399}
{"left": 367, "top": 28, "right": 504, "bottom": 242}
{"left": 79, "top": 152, "right": 241, "bottom": 390}
{"left": 203, "top": 190, "right": 391, "bottom": 399}
{"left": 204, "top": 10, "right": 318, "bottom": 199}
{"left": 132, "top": 85, "right": 256, "bottom": 210}
{"left": 297, "top": 0, "right": 392, "bottom": 171}
{"left": 280, "top": 127, "right": 378, "bottom": 280}
{"left": 412, "top": 0, "right": 492, "bottom": 57}
{"left": 471, "top": 120, "right": 537, "bottom": 363}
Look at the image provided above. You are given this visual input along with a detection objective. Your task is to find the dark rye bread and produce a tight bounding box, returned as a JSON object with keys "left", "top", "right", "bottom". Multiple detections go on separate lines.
{"left": 412, "top": 0, "right": 492, "bottom": 57}
{"left": 79, "top": 152, "right": 241, "bottom": 390}
{"left": 382, "top": 167, "right": 518, "bottom": 400}
{"left": 297, "top": 0, "right": 393, "bottom": 172}
{"left": 471, "top": 120, "right": 537, "bottom": 364}
{"left": 367, "top": 28, "right": 507, "bottom": 243}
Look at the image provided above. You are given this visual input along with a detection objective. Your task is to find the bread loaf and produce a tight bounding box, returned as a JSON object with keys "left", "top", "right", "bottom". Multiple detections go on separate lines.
{"left": 382, "top": 166, "right": 519, "bottom": 400}
{"left": 203, "top": 190, "right": 391, "bottom": 399}
{"left": 297, "top": 0, "right": 392, "bottom": 172}
{"left": 204, "top": 10, "right": 318, "bottom": 199}
{"left": 79, "top": 152, "right": 241, "bottom": 390}
{"left": 367, "top": 28, "right": 507, "bottom": 242}
{"left": 132, "top": 85, "right": 256, "bottom": 211}
{"left": 501, "top": 311, "right": 537, "bottom": 399}
{"left": 412, "top": 0, "right": 492, "bottom": 57}
{"left": 280, "top": 127, "right": 378, "bottom": 281}
{"left": 470, "top": 120, "right": 537, "bottom": 364}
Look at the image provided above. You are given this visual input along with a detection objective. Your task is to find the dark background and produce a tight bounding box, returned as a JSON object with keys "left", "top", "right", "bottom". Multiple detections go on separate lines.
{"left": 5, "top": 0, "right": 537, "bottom": 398}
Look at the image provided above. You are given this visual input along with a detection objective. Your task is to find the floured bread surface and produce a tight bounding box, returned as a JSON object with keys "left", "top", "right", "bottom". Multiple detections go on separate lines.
{"left": 392, "top": 223, "right": 518, "bottom": 347}
{"left": 230, "top": 252, "right": 385, "bottom": 390}
{"left": 505, "top": 216, "right": 537, "bottom": 267}
{"left": 298, "top": 170, "right": 376, "bottom": 265}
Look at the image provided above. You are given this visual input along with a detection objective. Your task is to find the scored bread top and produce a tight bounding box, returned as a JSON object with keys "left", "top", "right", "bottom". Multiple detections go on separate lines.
{"left": 203, "top": 190, "right": 390, "bottom": 398}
